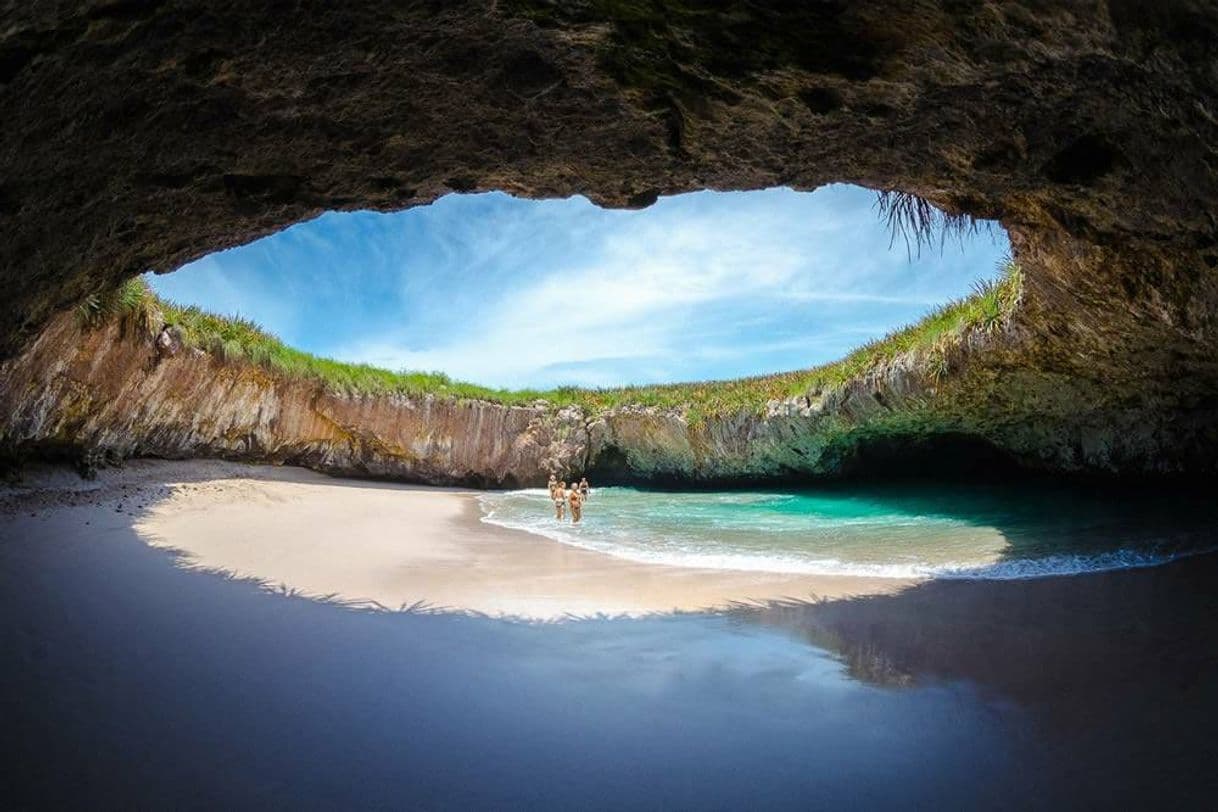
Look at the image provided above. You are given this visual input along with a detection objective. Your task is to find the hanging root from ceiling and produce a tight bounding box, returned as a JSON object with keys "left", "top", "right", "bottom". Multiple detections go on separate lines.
{"left": 874, "top": 190, "right": 990, "bottom": 259}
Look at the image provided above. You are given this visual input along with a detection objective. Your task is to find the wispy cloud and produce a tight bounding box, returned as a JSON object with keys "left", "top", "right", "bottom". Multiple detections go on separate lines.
{"left": 150, "top": 185, "right": 1009, "bottom": 389}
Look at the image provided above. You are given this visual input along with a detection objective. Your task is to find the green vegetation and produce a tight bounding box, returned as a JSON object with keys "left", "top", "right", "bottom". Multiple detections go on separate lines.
{"left": 75, "top": 277, "right": 159, "bottom": 333}
{"left": 97, "top": 260, "right": 1022, "bottom": 418}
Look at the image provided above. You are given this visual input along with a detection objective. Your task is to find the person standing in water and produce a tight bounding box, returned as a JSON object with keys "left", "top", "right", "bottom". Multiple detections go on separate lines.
{"left": 554, "top": 480, "right": 567, "bottom": 521}
{"left": 578, "top": 477, "right": 590, "bottom": 501}
{"left": 547, "top": 473, "right": 558, "bottom": 500}
{"left": 568, "top": 483, "right": 583, "bottom": 524}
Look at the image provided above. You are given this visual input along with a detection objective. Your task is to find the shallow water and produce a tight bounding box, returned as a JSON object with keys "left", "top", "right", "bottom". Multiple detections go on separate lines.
{"left": 480, "top": 481, "right": 1218, "bottom": 578}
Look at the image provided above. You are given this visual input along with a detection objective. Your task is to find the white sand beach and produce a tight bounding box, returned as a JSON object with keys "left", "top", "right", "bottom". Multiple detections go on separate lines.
{"left": 1, "top": 460, "right": 913, "bottom": 620}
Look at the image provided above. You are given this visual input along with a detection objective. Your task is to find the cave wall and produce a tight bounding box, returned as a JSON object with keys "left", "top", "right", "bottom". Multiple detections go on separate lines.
{"left": 3, "top": 0, "right": 1218, "bottom": 477}
{"left": 4, "top": 302, "right": 1213, "bottom": 486}
{"left": 3, "top": 2, "right": 1218, "bottom": 340}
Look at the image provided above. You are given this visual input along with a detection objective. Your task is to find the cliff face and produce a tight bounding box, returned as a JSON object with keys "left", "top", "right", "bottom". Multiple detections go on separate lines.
{"left": 3, "top": 2, "right": 1218, "bottom": 477}
{"left": 5, "top": 297, "right": 1214, "bottom": 487}
{"left": 0, "top": 313, "right": 589, "bottom": 485}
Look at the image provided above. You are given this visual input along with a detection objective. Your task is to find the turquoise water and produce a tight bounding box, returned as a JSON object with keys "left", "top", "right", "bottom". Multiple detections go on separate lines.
{"left": 479, "top": 483, "right": 1218, "bottom": 579}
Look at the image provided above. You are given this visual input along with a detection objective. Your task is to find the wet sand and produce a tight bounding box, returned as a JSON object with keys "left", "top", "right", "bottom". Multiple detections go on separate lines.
{"left": 2, "top": 460, "right": 1217, "bottom": 807}
{"left": 8, "top": 460, "right": 911, "bottom": 618}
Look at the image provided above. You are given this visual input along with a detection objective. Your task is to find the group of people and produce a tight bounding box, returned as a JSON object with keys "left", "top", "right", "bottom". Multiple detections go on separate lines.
{"left": 548, "top": 475, "right": 591, "bottom": 523}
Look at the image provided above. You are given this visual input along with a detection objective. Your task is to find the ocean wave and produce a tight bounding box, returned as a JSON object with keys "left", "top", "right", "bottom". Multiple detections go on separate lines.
{"left": 477, "top": 490, "right": 1214, "bottom": 581}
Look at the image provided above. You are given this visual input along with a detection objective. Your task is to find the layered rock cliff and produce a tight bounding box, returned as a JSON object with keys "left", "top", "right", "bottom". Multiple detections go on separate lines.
{"left": 5, "top": 289, "right": 1214, "bottom": 486}
{"left": 0, "top": 312, "right": 590, "bottom": 485}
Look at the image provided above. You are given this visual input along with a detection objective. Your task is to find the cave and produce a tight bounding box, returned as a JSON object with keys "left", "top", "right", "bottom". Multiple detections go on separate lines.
{"left": 6, "top": 4, "right": 1218, "bottom": 807}
{"left": 2, "top": 1, "right": 1218, "bottom": 484}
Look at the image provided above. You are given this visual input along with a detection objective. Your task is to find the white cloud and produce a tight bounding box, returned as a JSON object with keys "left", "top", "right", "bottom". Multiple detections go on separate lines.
{"left": 335, "top": 205, "right": 817, "bottom": 386}
{"left": 156, "top": 186, "right": 1010, "bottom": 389}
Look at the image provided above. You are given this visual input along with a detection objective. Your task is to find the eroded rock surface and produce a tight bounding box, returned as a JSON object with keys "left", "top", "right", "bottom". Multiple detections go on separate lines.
{"left": 0, "top": 312, "right": 591, "bottom": 485}
{"left": 3, "top": 305, "right": 1213, "bottom": 486}
{"left": 2, "top": 1, "right": 1218, "bottom": 476}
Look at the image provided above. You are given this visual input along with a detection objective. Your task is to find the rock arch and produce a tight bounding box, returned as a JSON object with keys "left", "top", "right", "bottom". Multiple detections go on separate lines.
{"left": 2, "top": 0, "right": 1217, "bottom": 477}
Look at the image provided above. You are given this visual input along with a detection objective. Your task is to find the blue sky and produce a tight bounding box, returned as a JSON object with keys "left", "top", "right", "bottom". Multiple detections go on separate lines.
{"left": 148, "top": 184, "right": 1009, "bottom": 389}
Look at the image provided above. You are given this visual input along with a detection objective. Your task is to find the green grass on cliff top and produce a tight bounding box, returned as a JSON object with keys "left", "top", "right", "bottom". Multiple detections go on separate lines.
{"left": 85, "top": 260, "right": 1021, "bottom": 416}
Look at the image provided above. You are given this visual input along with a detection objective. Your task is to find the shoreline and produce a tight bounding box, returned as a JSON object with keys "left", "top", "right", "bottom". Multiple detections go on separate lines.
{"left": 2, "top": 459, "right": 915, "bottom": 620}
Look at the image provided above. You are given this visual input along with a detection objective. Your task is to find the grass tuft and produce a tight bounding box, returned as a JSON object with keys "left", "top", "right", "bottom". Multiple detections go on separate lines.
{"left": 76, "top": 277, "right": 159, "bottom": 333}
